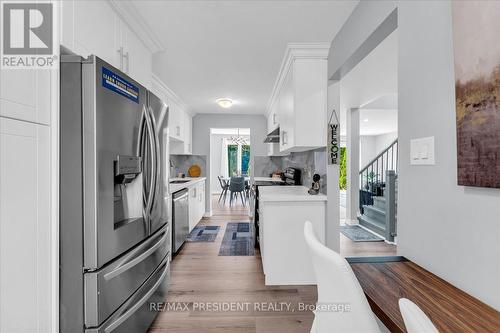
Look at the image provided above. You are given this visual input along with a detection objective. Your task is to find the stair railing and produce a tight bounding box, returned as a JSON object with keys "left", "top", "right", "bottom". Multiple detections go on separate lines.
{"left": 359, "top": 139, "right": 398, "bottom": 194}
{"left": 358, "top": 139, "right": 398, "bottom": 241}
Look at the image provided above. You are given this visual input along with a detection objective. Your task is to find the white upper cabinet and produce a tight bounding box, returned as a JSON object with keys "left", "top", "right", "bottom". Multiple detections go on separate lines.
{"left": 118, "top": 21, "right": 152, "bottom": 89}
{"left": 266, "top": 43, "right": 329, "bottom": 153}
{"left": 183, "top": 111, "right": 192, "bottom": 154}
{"left": 151, "top": 75, "right": 193, "bottom": 155}
{"left": 72, "top": 0, "right": 120, "bottom": 67}
{"left": 61, "top": 0, "right": 158, "bottom": 89}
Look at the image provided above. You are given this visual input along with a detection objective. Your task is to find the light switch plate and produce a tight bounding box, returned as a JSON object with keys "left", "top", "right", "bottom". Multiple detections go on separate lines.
{"left": 410, "top": 136, "right": 435, "bottom": 165}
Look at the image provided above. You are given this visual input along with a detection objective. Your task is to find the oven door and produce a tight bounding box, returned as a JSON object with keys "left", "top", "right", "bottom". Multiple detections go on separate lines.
{"left": 83, "top": 56, "right": 155, "bottom": 269}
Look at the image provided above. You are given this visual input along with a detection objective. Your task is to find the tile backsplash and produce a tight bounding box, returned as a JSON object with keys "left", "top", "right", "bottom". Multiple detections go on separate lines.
{"left": 170, "top": 154, "right": 207, "bottom": 178}
{"left": 253, "top": 148, "right": 327, "bottom": 194}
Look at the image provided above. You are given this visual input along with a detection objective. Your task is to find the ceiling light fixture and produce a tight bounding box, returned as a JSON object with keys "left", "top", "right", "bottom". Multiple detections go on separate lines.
{"left": 216, "top": 98, "right": 233, "bottom": 109}
{"left": 363, "top": 118, "right": 369, "bottom": 122}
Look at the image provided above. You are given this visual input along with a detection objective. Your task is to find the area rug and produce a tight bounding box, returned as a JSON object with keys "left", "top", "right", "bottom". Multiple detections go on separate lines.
{"left": 218, "top": 222, "right": 255, "bottom": 256}
{"left": 186, "top": 225, "right": 220, "bottom": 242}
{"left": 340, "top": 225, "right": 384, "bottom": 242}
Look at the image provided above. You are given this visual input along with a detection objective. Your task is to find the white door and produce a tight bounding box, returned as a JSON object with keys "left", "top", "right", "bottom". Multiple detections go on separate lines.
{"left": 0, "top": 117, "right": 52, "bottom": 332}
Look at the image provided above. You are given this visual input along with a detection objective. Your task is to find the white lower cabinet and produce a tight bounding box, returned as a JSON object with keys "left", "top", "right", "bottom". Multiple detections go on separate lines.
{"left": 0, "top": 117, "right": 53, "bottom": 332}
{"left": 187, "top": 180, "right": 206, "bottom": 233}
{"left": 188, "top": 186, "right": 197, "bottom": 232}
{"left": 0, "top": 69, "right": 52, "bottom": 125}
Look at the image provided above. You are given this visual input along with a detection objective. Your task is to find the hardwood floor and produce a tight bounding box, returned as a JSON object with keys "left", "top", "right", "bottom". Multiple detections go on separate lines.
{"left": 149, "top": 196, "right": 317, "bottom": 333}
{"left": 340, "top": 233, "right": 397, "bottom": 257}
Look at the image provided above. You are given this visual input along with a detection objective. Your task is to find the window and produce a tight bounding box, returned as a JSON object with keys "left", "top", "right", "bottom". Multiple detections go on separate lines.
{"left": 227, "top": 144, "right": 251, "bottom": 176}
{"left": 241, "top": 145, "right": 250, "bottom": 176}
{"left": 227, "top": 145, "right": 238, "bottom": 177}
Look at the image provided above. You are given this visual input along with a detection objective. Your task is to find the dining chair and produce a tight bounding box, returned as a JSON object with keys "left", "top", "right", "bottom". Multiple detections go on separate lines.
{"left": 217, "top": 176, "right": 229, "bottom": 204}
{"left": 303, "top": 221, "right": 381, "bottom": 333}
{"left": 399, "top": 298, "right": 438, "bottom": 333}
{"left": 229, "top": 176, "right": 246, "bottom": 206}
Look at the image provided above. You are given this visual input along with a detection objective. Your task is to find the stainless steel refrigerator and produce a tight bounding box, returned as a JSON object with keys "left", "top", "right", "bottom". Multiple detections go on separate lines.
{"left": 60, "top": 50, "right": 171, "bottom": 333}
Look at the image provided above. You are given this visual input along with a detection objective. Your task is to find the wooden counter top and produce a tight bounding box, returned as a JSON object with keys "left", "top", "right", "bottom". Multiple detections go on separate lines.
{"left": 347, "top": 257, "right": 500, "bottom": 333}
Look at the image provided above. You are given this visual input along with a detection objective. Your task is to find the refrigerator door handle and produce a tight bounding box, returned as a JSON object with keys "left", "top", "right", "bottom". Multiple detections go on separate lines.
{"left": 138, "top": 105, "right": 155, "bottom": 234}
{"left": 148, "top": 105, "right": 162, "bottom": 199}
{"left": 103, "top": 225, "right": 169, "bottom": 281}
{"left": 100, "top": 257, "right": 169, "bottom": 333}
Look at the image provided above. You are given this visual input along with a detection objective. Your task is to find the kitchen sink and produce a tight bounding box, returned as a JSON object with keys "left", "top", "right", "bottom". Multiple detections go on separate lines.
{"left": 170, "top": 180, "right": 190, "bottom": 184}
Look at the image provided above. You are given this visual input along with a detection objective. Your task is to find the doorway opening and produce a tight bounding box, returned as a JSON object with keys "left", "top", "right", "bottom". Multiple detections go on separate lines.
{"left": 338, "top": 30, "right": 398, "bottom": 257}
{"left": 209, "top": 128, "right": 251, "bottom": 209}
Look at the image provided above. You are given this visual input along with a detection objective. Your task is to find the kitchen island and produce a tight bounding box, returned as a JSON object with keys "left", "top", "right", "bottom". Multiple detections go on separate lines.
{"left": 259, "top": 186, "right": 326, "bottom": 285}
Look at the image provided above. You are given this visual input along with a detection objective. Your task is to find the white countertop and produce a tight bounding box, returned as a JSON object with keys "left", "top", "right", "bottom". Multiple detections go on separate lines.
{"left": 259, "top": 186, "right": 327, "bottom": 202}
{"left": 253, "top": 177, "right": 284, "bottom": 183}
{"left": 169, "top": 177, "right": 206, "bottom": 194}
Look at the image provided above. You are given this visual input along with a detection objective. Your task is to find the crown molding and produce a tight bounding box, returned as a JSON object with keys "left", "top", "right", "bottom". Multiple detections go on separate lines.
{"left": 265, "top": 42, "right": 330, "bottom": 117}
{"left": 151, "top": 74, "right": 193, "bottom": 116}
{"left": 108, "top": 0, "right": 165, "bottom": 53}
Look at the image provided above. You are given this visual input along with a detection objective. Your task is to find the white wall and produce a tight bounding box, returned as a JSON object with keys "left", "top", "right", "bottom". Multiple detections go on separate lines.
{"left": 360, "top": 135, "right": 376, "bottom": 168}
{"left": 193, "top": 114, "right": 267, "bottom": 214}
{"left": 360, "top": 131, "right": 398, "bottom": 168}
{"left": 398, "top": 1, "right": 500, "bottom": 310}
{"left": 210, "top": 133, "right": 250, "bottom": 194}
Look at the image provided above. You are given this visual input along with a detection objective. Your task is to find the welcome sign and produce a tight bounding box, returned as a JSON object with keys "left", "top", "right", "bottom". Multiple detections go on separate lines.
{"left": 328, "top": 122, "right": 340, "bottom": 165}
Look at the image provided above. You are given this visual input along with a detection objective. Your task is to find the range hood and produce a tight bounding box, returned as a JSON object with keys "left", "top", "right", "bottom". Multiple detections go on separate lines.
{"left": 264, "top": 127, "right": 280, "bottom": 143}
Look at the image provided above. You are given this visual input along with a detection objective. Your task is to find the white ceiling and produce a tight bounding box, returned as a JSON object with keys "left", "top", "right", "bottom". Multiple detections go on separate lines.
{"left": 133, "top": 0, "right": 358, "bottom": 115}
{"left": 359, "top": 108, "right": 398, "bottom": 136}
{"left": 211, "top": 128, "right": 250, "bottom": 136}
{"left": 339, "top": 30, "right": 398, "bottom": 136}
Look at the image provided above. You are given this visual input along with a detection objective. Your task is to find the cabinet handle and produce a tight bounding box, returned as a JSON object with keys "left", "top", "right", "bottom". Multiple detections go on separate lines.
{"left": 123, "top": 51, "right": 130, "bottom": 73}
{"left": 188, "top": 143, "right": 191, "bottom": 153}
{"left": 282, "top": 131, "right": 288, "bottom": 145}
{"left": 117, "top": 47, "right": 123, "bottom": 70}
{"left": 176, "top": 126, "right": 180, "bottom": 137}
{"left": 273, "top": 113, "right": 277, "bottom": 125}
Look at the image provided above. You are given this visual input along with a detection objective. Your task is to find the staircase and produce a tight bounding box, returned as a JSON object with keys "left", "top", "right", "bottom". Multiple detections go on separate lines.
{"left": 359, "top": 196, "right": 387, "bottom": 236}
{"left": 358, "top": 140, "right": 398, "bottom": 242}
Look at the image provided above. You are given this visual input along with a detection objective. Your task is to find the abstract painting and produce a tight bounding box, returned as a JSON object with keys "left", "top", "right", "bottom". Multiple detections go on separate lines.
{"left": 452, "top": 1, "right": 500, "bottom": 188}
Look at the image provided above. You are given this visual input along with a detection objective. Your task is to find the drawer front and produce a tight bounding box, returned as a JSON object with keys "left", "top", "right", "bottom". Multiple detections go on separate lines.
{"left": 86, "top": 254, "right": 170, "bottom": 333}
{"left": 85, "top": 224, "right": 170, "bottom": 327}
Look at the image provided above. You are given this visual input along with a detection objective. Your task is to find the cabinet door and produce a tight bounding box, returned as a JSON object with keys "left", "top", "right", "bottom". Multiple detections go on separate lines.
{"left": 0, "top": 118, "right": 52, "bottom": 332}
{"left": 0, "top": 69, "right": 51, "bottom": 125}
{"left": 73, "top": 0, "right": 120, "bottom": 67}
{"left": 279, "top": 66, "right": 294, "bottom": 152}
{"left": 168, "top": 100, "right": 182, "bottom": 141}
{"left": 198, "top": 182, "right": 205, "bottom": 220}
{"left": 188, "top": 186, "right": 197, "bottom": 232}
{"left": 183, "top": 112, "right": 192, "bottom": 154}
{"left": 120, "top": 22, "right": 152, "bottom": 89}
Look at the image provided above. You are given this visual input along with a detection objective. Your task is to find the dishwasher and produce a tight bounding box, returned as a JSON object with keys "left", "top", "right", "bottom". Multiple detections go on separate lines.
{"left": 172, "top": 189, "right": 189, "bottom": 254}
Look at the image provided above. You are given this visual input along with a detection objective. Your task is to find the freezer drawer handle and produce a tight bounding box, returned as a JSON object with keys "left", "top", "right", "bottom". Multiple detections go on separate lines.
{"left": 103, "top": 258, "right": 169, "bottom": 333}
{"left": 103, "top": 226, "right": 169, "bottom": 281}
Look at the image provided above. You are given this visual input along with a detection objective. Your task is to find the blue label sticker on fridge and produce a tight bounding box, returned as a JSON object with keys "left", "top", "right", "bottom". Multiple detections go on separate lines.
{"left": 102, "top": 67, "right": 139, "bottom": 103}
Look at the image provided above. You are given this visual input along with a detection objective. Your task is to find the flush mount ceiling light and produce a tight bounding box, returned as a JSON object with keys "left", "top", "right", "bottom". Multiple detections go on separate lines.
{"left": 216, "top": 98, "right": 233, "bottom": 109}
{"left": 363, "top": 118, "right": 369, "bottom": 122}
